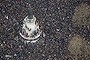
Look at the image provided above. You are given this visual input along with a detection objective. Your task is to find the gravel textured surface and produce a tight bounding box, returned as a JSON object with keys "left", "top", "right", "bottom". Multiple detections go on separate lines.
{"left": 0, "top": 0, "right": 90, "bottom": 60}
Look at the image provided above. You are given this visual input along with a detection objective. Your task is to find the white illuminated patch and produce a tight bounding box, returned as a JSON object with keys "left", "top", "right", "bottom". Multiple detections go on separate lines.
{"left": 5, "top": 15, "right": 8, "bottom": 19}
{"left": 20, "top": 15, "right": 42, "bottom": 42}
{"left": 20, "top": 31, "right": 41, "bottom": 40}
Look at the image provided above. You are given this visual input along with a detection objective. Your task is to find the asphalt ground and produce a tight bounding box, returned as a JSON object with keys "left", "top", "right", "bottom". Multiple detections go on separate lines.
{"left": 0, "top": 0, "right": 90, "bottom": 60}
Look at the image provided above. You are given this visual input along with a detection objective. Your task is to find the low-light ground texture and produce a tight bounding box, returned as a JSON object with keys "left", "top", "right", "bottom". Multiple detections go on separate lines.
{"left": 0, "top": 0, "right": 90, "bottom": 60}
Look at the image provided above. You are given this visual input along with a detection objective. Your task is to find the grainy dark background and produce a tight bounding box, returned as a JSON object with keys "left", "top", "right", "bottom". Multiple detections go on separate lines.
{"left": 0, "top": 0, "right": 90, "bottom": 60}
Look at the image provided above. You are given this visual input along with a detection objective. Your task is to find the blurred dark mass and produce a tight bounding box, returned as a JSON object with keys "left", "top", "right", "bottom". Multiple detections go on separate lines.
{"left": 0, "top": 0, "right": 90, "bottom": 60}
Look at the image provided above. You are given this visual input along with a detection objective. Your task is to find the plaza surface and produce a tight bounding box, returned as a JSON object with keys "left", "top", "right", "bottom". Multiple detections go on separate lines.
{"left": 0, "top": 0, "right": 90, "bottom": 60}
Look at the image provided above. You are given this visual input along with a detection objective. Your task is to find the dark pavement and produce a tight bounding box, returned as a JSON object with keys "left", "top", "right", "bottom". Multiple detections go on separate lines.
{"left": 0, "top": 0, "right": 90, "bottom": 60}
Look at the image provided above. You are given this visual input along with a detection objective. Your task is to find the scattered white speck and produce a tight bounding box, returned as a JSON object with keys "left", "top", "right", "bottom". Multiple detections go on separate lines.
{"left": 24, "top": 40, "right": 30, "bottom": 44}
{"left": 87, "top": 41, "right": 90, "bottom": 44}
{"left": 43, "top": 32, "right": 46, "bottom": 37}
{"left": 3, "top": 41, "right": 5, "bottom": 44}
{"left": 24, "top": 40, "right": 38, "bottom": 44}
{"left": 28, "top": 52, "right": 30, "bottom": 54}
{"left": 0, "top": 44, "right": 3, "bottom": 46}
{"left": 14, "top": 54, "right": 17, "bottom": 56}
{"left": 14, "top": 36, "right": 19, "bottom": 40}
{"left": 5, "top": 55, "right": 12, "bottom": 58}
{"left": 69, "top": 34, "right": 72, "bottom": 37}
{"left": 67, "top": 16, "right": 69, "bottom": 18}
{"left": 42, "top": 54, "right": 45, "bottom": 56}
{"left": 63, "top": 17, "right": 65, "bottom": 20}
{"left": 3, "top": 10, "right": 5, "bottom": 13}
{"left": 31, "top": 40, "right": 38, "bottom": 43}
{"left": 56, "top": 28, "right": 59, "bottom": 31}
{"left": 54, "top": 54, "right": 56, "bottom": 56}
{"left": 19, "top": 45, "right": 22, "bottom": 48}
{"left": 5, "top": 16, "right": 8, "bottom": 19}
{"left": 58, "top": 7, "right": 60, "bottom": 9}
{"left": 1, "top": 56, "right": 3, "bottom": 58}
